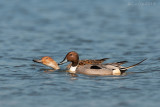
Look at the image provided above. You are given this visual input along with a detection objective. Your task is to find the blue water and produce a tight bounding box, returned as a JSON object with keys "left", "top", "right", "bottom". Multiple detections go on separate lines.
{"left": 0, "top": 0, "right": 160, "bottom": 107}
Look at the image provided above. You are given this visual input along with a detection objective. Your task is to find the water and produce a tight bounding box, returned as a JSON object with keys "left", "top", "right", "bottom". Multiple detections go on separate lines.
{"left": 0, "top": 0, "right": 160, "bottom": 107}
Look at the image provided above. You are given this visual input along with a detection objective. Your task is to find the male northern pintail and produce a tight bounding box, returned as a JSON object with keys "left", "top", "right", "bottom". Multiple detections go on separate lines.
{"left": 58, "top": 51, "right": 146, "bottom": 76}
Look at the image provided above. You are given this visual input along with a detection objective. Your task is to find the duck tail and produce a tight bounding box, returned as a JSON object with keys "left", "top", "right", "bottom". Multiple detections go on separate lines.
{"left": 125, "top": 58, "right": 147, "bottom": 70}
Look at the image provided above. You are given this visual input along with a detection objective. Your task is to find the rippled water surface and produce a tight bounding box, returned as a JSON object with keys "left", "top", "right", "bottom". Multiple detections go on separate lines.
{"left": 0, "top": 0, "right": 160, "bottom": 107}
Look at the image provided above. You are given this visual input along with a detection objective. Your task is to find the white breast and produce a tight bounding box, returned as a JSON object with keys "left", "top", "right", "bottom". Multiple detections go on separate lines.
{"left": 69, "top": 66, "right": 77, "bottom": 73}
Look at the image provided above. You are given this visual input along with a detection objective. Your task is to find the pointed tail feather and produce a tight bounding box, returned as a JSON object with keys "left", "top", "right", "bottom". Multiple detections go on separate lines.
{"left": 125, "top": 58, "right": 147, "bottom": 69}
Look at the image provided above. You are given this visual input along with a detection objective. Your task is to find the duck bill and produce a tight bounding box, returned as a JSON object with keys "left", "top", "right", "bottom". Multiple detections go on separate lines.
{"left": 58, "top": 58, "right": 68, "bottom": 65}
{"left": 33, "top": 59, "right": 42, "bottom": 63}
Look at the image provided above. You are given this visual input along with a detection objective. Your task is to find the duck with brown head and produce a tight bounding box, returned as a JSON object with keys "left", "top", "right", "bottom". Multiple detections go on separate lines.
{"left": 59, "top": 51, "right": 146, "bottom": 76}
{"left": 33, "top": 56, "right": 60, "bottom": 70}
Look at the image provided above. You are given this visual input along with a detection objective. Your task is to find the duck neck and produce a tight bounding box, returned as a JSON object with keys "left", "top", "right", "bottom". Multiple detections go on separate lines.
{"left": 48, "top": 63, "right": 60, "bottom": 70}
{"left": 54, "top": 66, "right": 60, "bottom": 70}
{"left": 69, "top": 60, "right": 79, "bottom": 73}
{"left": 72, "top": 60, "right": 79, "bottom": 67}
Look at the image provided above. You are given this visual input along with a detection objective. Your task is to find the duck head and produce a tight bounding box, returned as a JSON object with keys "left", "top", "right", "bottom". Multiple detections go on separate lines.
{"left": 58, "top": 51, "right": 79, "bottom": 73}
{"left": 59, "top": 51, "right": 79, "bottom": 66}
{"left": 33, "top": 56, "right": 60, "bottom": 70}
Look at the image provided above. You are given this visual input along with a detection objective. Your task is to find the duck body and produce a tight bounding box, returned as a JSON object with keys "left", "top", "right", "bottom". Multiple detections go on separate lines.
{"left": 75, "top": 64, "right": 119, "bottom": 76}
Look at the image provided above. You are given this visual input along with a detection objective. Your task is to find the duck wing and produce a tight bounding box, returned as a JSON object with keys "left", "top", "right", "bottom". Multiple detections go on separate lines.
{"left": 105, "top": 61, "right": 128, "bottom": 67}
{"left": 66, "top": 58, "right": 109, "bottom": 69}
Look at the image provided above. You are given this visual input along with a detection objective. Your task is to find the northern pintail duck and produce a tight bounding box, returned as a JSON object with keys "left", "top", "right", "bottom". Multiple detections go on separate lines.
{"left": 58, "top": 51, "right": 146, "bottom": 76}
{"left": 33, "top": 56, "right": 60, "bottom": 70}
{"left": 33, "top": 56, "right": 109, "bottom": 70}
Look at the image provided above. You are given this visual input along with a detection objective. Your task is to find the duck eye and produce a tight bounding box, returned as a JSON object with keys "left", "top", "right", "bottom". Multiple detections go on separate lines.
{"left": 69, "top": 54, "right": 72, "bottom": 56}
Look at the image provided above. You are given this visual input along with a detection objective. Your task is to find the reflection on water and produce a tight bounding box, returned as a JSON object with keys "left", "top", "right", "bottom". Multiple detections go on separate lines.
{"left": 0, "top": 0, "right": 160, "bottom": 107}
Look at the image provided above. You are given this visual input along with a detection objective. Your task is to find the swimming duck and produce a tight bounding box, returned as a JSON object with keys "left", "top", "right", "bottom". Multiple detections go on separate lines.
{"left": 33, "top": 56, "right": 60, "bottom": 70}
{"left": 33, "top": 56, "right": 109, "bottom": 70}
{"left": 58, "top": 51, "right": 146, "bottom": 76}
